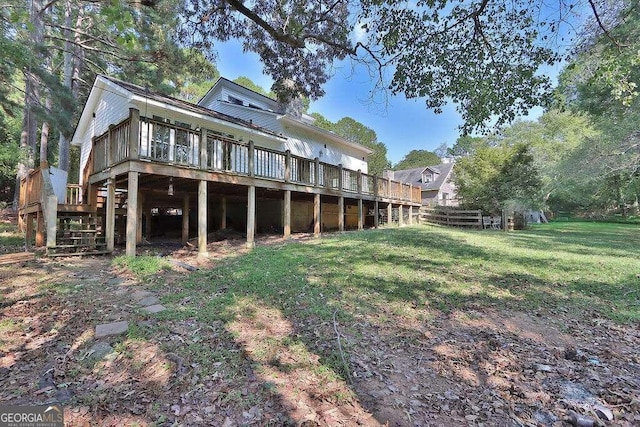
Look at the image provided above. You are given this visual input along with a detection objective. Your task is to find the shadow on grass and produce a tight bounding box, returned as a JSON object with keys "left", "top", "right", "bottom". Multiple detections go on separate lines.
{"left": 159, "top": 223, "right": 638, "bottom": 424}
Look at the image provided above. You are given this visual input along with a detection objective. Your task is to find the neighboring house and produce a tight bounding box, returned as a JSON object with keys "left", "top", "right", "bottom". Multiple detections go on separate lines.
{"left": 386, "top": 159, "right": 458, "bottom": 206}
{"left": 18, "top": 75, "right": 422, "bottom": 256}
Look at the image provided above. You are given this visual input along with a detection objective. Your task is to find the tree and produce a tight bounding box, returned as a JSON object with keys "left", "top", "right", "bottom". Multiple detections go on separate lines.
{"left": 309, "top": 113, "right": 391, "bottom": 176}
{"left": 448, "top": 135, "right": 486, "bottom": 157}
{"left": 434, "top": 142, "right": 449, "bottom": 158}
{"left": 393, "top": 150, "right": 441, "bottom": 170}
{"left": 175, "top": 0, "right": 614, "bottom": 133}
{"left": 452, "top": 142, "right": 541, "bottom": 212}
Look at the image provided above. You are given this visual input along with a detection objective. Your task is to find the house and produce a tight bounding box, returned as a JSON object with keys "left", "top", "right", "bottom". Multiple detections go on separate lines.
{"left": 386, "top": 158, "right": 458, "bottom": 206}
{"left": 18, "top": 75, "right": 422, "bottom": 256}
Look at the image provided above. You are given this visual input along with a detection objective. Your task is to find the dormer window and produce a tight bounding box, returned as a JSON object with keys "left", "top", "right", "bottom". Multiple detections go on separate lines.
{"left": 422, "top": 173, "right": 433, "bottom": 183}
{"left": 228, "top": 95, "right": 244, "bottom": 106}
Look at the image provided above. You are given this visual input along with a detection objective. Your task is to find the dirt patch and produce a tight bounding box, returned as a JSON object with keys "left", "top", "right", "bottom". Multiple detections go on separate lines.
{"left": 1, "top": 229, "right": 639, "bottom": 425}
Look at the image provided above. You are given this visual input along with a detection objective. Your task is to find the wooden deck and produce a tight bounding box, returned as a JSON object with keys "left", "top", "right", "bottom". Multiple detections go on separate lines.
{"left": 18, "top": 109, "right": 423, "bottom": 257}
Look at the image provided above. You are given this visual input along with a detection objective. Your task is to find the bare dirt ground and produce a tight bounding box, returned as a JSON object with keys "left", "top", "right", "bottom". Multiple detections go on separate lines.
{"left": 1, "top": 222, "right": 639, "bottom": 425}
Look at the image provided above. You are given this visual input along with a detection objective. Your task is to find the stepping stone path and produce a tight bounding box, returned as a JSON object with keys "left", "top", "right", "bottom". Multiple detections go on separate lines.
{"left": 95, "top": 321, "right": 129, "bottom": 338}
{"left": 136, "top": 293, "right": 166, "bottom": 313}
{"left": 94, "top": 283, "right": 167, "bottom": 339}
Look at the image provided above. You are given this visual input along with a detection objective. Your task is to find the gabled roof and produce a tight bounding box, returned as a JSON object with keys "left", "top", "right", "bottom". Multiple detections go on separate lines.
{"left": 198, "top": 77, "right": 278, "bottom": 110}
{"left": 392, "top": 162, "right": 455, "bottom": 191}
{"left": 100, "top": 75, "right": 283, "bottom": 139}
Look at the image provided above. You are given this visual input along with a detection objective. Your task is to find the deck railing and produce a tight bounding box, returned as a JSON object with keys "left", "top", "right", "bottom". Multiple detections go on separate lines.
{"left": 65, "top": 184, "right": 82, "bottom": 205}
{"left": 90, "top": 114, "right": 421, "bottom": 204}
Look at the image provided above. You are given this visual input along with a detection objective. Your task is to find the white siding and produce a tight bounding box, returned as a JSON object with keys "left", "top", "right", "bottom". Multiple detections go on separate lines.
{"left": 283, "top": 126, "right": 368, "bottom": 173}
{"left": 214, "top": 103, "right": 280, "bottom": 133}
{"left": 78, "top": 87, "right": 131, "bottom": 183}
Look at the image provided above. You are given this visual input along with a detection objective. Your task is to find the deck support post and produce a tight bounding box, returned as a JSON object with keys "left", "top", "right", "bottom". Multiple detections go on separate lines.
{"left": 399, "top": 205, "right": 404, "bottom": 227}
{"left": 313, "top": 193, "right": 321, "bottom": 237}
{"left": 25, "top": 214, "right": 34, "bottom": 249}
{"left": 247, "top": 185, "right": 256, "bottom": 248}
{"left": 221, "top": 196, "right": 227, "bottom": 229}
{"left": 314, "top": 157, "right": 320, "bottom": 186}
{"left": 126, "top": 171, "right": 139, "bottom": 256}
{"left": 409, "top": 205, "right": 414, "bottom": 225}
{"left": 387, "top": 203, "right": 393, "bottom": 226}
{"left": 145, "top": 206, "right": 152, "bottom": 240}
{"left": 182, "top": 194, "right": 190, "bottom": 244}
{"left": 358, "top": 199, "right": 363, "bottom": 230}
{"left": 200, "top": 128, "right": 208, "bottom": 169}
{"left": 136, "top": 192, "right": 144, "bottom": 244}
{"left": 374, "top": 200, "right": 379, "bottom": 229}
{"left": 284, "top": 190, "right": 291, "bottom": 239}
{"left": 45, "top": 194, "right": 57, "bottom": 249}
{"left": 106, "top": 177, "right": 115, "bottom": 252}
{"left": 338, "top": 196, "right": 344, "bottom": 232}
{"left": 198, "top": 180, "right": 208, "bottom": 256}
{"left": 36, "top": 211, "right": 45, "bottom": 247}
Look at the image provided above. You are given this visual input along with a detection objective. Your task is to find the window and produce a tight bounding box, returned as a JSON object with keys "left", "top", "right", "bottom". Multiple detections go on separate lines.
{"left": 228, "top": 95, "right": 244, "bottom": 106}
{"left": 422, "top": 173, "right": 432, "bottom": 183}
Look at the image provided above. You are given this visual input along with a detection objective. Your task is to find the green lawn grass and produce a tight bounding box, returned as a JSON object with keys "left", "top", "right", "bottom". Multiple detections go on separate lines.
{"left": 162, "top": 221, "right": 639, "bottom": 327}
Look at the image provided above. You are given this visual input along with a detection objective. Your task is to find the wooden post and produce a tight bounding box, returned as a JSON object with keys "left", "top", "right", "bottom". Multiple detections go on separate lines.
{"left": 248, "top": 140, "right": 255, "bottom": 177}
{"left": 373, "top": 176, "right": 379, "bottom": 198}
{"left": 284, "top": 190, "right": 291, "bottom": 239}
{"left": 409, "top": 205, "right": 413, "bottom": 225}
{"left": 45, "top": 195, "right": 57, "bottom": 249}
{"left": 338, "top": 196, "right": 344, "bottom": 232}
{"left": 136, "top": 192, "right": 144, "bottom": 243}
{"left": 374, "top": 200, "right": 379, "bottom": 229}
{"left": 221, "top": 196, "right": 227, "bottom": 229}
{"left": 198, "top": 180, "right": 208, "bottom": 256}
{"left": 357, "top": 169, "right": 362, "bottom": 194}
{"left": 399, "top": 205, "right": 404, "bottom": 226}
{"left": 313, "top": 193, "right": 321, "bottom": 237}
{"left": 107, "top": 124, "right": 114, "bottom": 167}
{"left": 106, "top": 178, "right": 115, "bottom": 252}
{"left": 25, "top": 214, "right": 34, "bottom": 249}
{"left": 200, "top": 128, "right": 208, "bottom": 169}
{"left": 358, "top": 198, "right": 363, "bottom": 230}
{"left": 247, "top": 185, "right": 256, "bottom": 248}
{"left": 182, "top": 194, "right": 190, "bottom": 244}
{"left": 338, "top": 164, "right": 344, "bottom": 191}
{"left": 125, "top": 171, "right": 138, "bottom": 256}
{"left": 35, "top": 211, "right": 45, "bottom": 247}
{"left": 145, "top": 205, "right": 152, "bottom": 239}
{"left": 129, "top": 108, "right": 140, "bottom": 160}
{"left": 387, "top": 203, "right": 393, "bottom": 226}
{"left": 285, "top": 150, "right": 291, "bottom": 182}
{"left": 314, "top": 157, "right": 320, "bottom": 187}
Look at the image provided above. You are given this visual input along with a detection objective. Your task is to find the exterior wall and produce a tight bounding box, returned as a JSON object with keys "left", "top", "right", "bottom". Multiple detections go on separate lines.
{"left": 200, "top": 84, "right": 276, "bottom": 113}
{"left": 201, "top": 82, "right": 369, "bottom": 173}
{"left": 78, "top": 87, "right": 131, "bottom": 183}
{"left": 438, "top": 175, "right": 459, "bottom": 206}
{"left": 283, "top": 126, "right": 368, "bottom": 173}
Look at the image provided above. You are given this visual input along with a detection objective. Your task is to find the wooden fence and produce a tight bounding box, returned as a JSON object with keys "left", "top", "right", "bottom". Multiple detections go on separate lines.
{"left": 420, "top": 206, "right": 483, "bottom": 228}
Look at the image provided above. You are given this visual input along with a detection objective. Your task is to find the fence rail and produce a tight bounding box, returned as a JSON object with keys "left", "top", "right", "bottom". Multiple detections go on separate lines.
{"left": 90, "top": 114, "right": 422, "bottom": 204}
{"left": 420, "top": 207, "right": 482, "bottom": 228}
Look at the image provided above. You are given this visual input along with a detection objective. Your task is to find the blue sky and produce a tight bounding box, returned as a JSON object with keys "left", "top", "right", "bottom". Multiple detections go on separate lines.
{"left": 213, "top": 40, "right": 550, "bottom": 165}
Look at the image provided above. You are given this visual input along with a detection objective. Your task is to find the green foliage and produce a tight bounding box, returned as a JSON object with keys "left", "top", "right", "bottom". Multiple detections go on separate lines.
{"left": 447, "top": 135, "right": 486, "bottom": 157}
{"left": 0, "top": 109, "right": 20, "bottom": 202}
{"left": 453, "top": 142, "right": 541, "bottom": 213}
{"left": 393, "top": 150, "right": 440, "bottom": 170}
{"left": 309, "top": 113, "right": 391, "bottom": 176}
{"left": 113, "top": 256, "right": 171, "bottom": 278}
{"left": 233, "top": 76, "right": 275, "bottom": 99}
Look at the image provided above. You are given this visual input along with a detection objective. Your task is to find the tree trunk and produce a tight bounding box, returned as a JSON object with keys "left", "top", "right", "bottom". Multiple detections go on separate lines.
{"left": 40, "top": 97, "right": 52, "bottom": 166}
{"left": 13, "top": 0, "right": 45, "bottom": 209}
{"left": 57, "top": 0, "right": 75, "bottom": 172}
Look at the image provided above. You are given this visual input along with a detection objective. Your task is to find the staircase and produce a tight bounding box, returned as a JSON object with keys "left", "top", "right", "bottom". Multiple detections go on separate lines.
{"left": 47, "top": 214, "right": 109, "bottom": 257}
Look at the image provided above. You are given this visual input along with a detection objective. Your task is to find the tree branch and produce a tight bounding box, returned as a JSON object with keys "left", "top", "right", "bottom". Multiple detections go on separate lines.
{"left": 587, "top": 0, "right": 623, "bottom": 50}
{"left": 224, "top": 0, "right": 305, "bottom": 48}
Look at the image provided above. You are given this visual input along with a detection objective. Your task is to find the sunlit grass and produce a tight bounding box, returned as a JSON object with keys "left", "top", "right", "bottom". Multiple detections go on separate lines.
{"left": 112, "top": 255, "right": 171, "bottom": 278}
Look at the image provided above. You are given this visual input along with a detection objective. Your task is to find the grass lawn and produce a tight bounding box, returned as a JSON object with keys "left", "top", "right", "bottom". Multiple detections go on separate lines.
{"left": 2, "top": 220, "right": 639, "bottom": 425}
{"left": 166, "top": 221, "right": 640, "bottom": 327}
